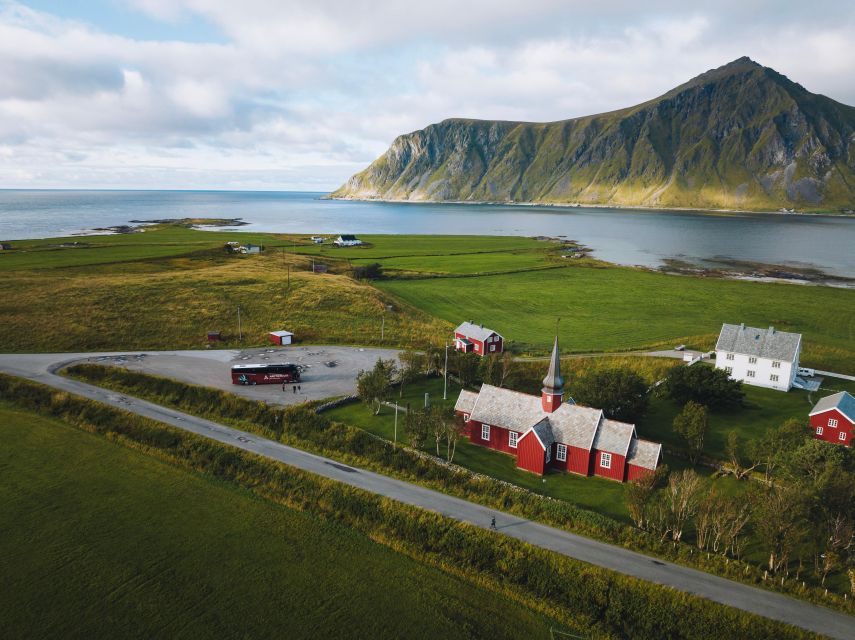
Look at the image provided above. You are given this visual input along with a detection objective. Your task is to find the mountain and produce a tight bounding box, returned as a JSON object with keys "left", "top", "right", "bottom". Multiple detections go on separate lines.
{"left": 331, "top": 58, "right": 855, "bottom": 212}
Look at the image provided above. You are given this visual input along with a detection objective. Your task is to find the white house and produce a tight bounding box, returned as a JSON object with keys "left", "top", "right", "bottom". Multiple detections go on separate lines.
{"left": 334, "top": 235, "right": 362, "bottom": 247}
{"left": 714, "top": 323, "right": 801, "bottom": 391}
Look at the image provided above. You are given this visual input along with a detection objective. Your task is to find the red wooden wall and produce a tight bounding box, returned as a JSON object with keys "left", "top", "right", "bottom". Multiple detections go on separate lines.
{"left": 810, "top": 409, "right": 853, "bottom": 447}
{"left": 516, "top": 432, "right": 545, "bottom": 474}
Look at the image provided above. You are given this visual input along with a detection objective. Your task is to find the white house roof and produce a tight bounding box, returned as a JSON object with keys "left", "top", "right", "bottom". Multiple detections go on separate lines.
{"left": 455, "top": 321, "right": 501, "bottom": 342}
{"left": 454, "top": 389, "right": 479, "bottom": 415}
{"left": 810, "top": 391, "right": 855, "bottom": 423}
{"left": 715, "top": 324, "right": 801, "bottom": 363}
{"left": 592, "top": 419, "right": 636, "bottom": 457}
{"left": 269, "top": 330, "right": 294, "bottom": 337}
{"left": 627, "top": 439, "right": 662, "bottom": 471}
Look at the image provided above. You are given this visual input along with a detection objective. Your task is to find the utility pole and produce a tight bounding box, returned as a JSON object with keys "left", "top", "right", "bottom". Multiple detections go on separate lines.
{"left": 287, "top": 264, "right": 291, "bottom": 290}
{"left": 443, "top": 342, "right": 449, "bottom": 400}
{"left": 237, "top": 305, "right": 242, "bottom": 342}
{"left": 381, "top": 312, "right": 385, "bottom": 341}
{"left": 394, "top": 404, "right": 398, "bottom": 445}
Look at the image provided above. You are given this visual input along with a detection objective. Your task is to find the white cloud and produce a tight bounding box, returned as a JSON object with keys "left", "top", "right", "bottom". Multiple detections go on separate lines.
{"left": 0, "top": 0, "right": 852, "bottom": 190}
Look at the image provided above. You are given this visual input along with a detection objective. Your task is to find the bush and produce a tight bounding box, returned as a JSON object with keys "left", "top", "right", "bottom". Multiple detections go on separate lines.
{"left": 663, "top": 365, "right": 744, "bottom": 409}
{"left": 572, "top": 369, "right": 649, "bottom": 422}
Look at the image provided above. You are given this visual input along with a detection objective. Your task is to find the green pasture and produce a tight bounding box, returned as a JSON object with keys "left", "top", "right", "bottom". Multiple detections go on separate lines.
{"left": 0, "top": 402, "right": 556, "bottom": 639}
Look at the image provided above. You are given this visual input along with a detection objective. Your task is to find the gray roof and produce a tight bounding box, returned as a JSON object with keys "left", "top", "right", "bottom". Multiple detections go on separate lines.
{"left": 810, "top": 391, "right": 855, "bottom": 423}
{"left": 528, "top": 418, "right": 555, "bottom": 449}
{"left": 548, "top": 403, "right": 602, "bottom": 450}
{"left": 715, "top": 323, "right": 801, "bottom": 363}
{"left": 542, "top": 336, "right": 564, "bottom": 392}
{"left": 454, "top": 389, "right": 479, "bottom": 415}
{"left": 592, "top": 419, "right": 636, "bottom": 457}
{"left": 468, "top": 384, "right": 544, "bottom": 432}
{"left": 627, "top": 439, "right": 662, "bottom": 471}
{"left": 455, "top": 321, "right": 502, "bottom": 343}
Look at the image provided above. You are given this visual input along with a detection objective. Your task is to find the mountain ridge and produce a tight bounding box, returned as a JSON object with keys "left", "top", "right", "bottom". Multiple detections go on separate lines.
{"left": 331, "top": 58, "right": 855, "bottom": 212}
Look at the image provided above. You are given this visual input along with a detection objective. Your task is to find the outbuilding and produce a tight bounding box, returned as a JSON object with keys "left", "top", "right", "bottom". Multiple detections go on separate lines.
{"left": 269, "top": 330, "right": 294, "bottom": 346}
{"left": 0, "top": 243, "right": 11, "bottom": 251}
{"left": 809, "top": 391, "right": 854, "bottom": 447}
{"left": 454, "top": 321, "right": 503, "bottom": 356}
{"left": 334, "top": 235, "right": 362, "bottom": 247}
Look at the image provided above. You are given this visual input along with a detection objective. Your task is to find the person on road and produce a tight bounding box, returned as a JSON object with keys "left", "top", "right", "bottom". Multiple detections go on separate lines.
{"left": 490, "top": 516, "right": 496, "bottom": 530}
{"left": 292, "top": 385, "right": 297, "bottom": 393}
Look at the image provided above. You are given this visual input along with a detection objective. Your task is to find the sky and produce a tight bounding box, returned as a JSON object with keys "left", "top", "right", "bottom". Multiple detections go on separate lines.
{"left": 0, "top": 0, "right": 853, "bottom": 191}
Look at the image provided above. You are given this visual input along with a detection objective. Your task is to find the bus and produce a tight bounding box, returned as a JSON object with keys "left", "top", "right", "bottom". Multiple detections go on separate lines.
{"left": 231, "top": 363, "right": 301, "bottom": 385}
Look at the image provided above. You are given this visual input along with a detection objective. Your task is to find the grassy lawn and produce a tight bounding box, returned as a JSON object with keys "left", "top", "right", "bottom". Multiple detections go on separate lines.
{"left": 0, "top": 401, "right": 557, "bottom": 639}
{"left": 290, "top": 234, "right": 553, "bottom": 259}
{"left": 377, "top": 264, "right": 855, "bottom": 372}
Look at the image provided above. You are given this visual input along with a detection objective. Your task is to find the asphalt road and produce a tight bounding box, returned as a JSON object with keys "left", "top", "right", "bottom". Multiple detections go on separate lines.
{"left": 1, "top": 351, "right": 853, "bottom": 640}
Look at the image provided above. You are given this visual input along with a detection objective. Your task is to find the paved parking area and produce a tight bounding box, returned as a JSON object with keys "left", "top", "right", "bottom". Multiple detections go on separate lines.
{"left": 79, "top": 346, "right": 401, "bottom": 406}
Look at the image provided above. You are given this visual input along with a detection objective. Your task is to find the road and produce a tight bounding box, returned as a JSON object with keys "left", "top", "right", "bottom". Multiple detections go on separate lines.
{"left": 1, "top": 351, "right": 853, "bottom": 640}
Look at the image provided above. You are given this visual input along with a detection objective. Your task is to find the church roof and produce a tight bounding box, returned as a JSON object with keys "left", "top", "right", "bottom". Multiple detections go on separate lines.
{"left": 542, "top": 336, "right": 564, "bottom": 392}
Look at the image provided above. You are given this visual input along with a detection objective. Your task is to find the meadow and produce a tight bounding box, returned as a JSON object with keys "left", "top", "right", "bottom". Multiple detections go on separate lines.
{"left": 0, "top": 401, "right": 557, "bottom": 639}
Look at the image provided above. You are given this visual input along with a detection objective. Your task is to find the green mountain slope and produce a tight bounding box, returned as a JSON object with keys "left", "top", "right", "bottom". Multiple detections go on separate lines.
{"left": 332, "top": 58, "right": 855, "bottom": 212}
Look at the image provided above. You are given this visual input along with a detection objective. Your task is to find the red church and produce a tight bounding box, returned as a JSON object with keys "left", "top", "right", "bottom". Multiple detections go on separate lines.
{"left": 809, "top": 391, "right": 854, "bottom": 447}
{"left": 454, "top": 321, "right": 503, "bottom": 357}
{"left": 454, "top": 337, "right": 661, "bottom": 481}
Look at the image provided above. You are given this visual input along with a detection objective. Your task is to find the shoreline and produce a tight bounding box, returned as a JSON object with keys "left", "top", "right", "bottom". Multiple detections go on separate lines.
{"left": 324, "top": 194, "right": 855, "bottom": 218}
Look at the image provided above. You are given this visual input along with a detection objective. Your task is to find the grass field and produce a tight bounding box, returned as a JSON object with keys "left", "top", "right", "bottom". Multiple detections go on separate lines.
{"left": 0, "top": 402, "right": 558, "bottom": 639}
{"left": 377, "top": 265, "right": 855, "bottom": 372}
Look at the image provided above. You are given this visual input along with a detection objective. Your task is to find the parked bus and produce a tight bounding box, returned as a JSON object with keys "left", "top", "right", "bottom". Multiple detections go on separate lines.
{"left": 231, "top": 363, "right": 301, "bottom": 385}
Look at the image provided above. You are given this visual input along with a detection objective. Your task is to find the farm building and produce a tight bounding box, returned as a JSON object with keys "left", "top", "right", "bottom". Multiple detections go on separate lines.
{"left": 334, "top": 235, "right": 362, "bottom": 247}
{"left": 268, "top": 330, "right": 294, "bottom": 346}
{"left": 454, "top": 338, "right": 661, "bottom": 480}
{"left": 241, "top": 244, "right": 262, "bottom": 254}
{"left": 715, "top": 323, "right": 801, "bottom": 391}
{"left": 0, "top": 243, "right": 11, "bottom": 250}
{"left": 454, "top": 321, "right": 503, "bottom": 356}
{"left": 809, "top": 391, "right": 854, "bottom": 447}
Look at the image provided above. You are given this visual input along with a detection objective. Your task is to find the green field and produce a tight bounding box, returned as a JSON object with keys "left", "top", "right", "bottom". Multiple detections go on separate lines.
{"left": 0, "top": 402, "right": 557, "bottom": 639}
{"left": 377, "top": 265, "right": 855, "bottom": 372}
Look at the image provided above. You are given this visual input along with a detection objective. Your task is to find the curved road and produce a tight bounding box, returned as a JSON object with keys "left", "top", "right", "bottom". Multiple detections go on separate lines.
{"left": 1, "top": 351, "right": 852, "bottom": 640}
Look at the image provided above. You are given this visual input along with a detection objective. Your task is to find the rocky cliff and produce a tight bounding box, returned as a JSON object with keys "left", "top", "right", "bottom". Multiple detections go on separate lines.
{"left": 332, "top": 58, "right": 855, "bottom": 212}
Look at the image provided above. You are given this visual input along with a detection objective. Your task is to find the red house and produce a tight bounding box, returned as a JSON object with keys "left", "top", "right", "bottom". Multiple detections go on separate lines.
{"left": 454, "top": 337, "right": 661, "bottom": 481}
{"left": 454, "top": 321, "right": 503, "bottom": 357}
{"left": 809, "top": 391, "right": 854, "bottom": 447}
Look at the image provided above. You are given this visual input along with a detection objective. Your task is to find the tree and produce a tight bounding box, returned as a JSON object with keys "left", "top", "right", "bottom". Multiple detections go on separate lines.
{"left": 403, "top": 404, "right": 428, "bottom": 449}
{"left": 626, "top": 465, "right": 668, "bottom": 530}
{"left": 573, "top": 369, "right": 649, "bottom": 423}
{"left": 398, "top": 349, "right": 427, "bottom": 396}
{"left": 752, "top": 484, "right": 809, "bottom": 574}
{"left": 780, "top": 438, "right": 850, "bottom": 486}
{"left": 479, "top": 351, "right": 516, "bottom": 388}
{"left": 664, "top": 364, "right": 744, "bottom": 409}
{"left": 697, "top": 490, "right": 751, "bottom": 557}
{"left": 663, "top": 469, "right": 704, "bottom": 542}
{"left": 672, "top": 400, "right": 708, "bottom": 464}
{"left": 751, "top": 419, "right": 809, "bottom": 482}
{"left": 445, "top": 412, "right": 467, "bottom": 463}
{"left": 725, "top": 431, "right": 759, "bottom": 480}
{"left": 356, "top": 358, "right": 397, "bottom": 415}
{"left": 453, "top": 351, "right": 481, "bottom": 387}
{"left": 351, "top": 263, "right": 383, "bottom": 280}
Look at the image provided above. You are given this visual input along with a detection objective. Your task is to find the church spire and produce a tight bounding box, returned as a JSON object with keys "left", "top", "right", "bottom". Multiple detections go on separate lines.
{"left": 541, "top": 335, "right": 564, "bottom": 413}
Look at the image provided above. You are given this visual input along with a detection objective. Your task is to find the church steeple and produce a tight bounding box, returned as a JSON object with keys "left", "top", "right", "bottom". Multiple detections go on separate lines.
{"left": 541, "top": 336, "right": 564, "bottom": 413}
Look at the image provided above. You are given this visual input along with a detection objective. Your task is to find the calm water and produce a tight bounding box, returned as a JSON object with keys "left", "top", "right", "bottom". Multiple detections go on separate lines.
{"left": 1, "top": 189, "right": 853, "bottom": 277}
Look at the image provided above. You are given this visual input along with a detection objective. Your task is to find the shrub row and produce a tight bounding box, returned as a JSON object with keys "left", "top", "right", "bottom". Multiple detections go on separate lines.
{"left": 61, "top": 364, "right": 854, "bottom": 613}
{"left": 0, "top": 372, "right": 819, "bottom": 640}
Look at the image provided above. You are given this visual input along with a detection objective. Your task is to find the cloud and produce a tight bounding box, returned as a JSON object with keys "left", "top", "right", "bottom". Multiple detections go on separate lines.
{"left": 0, "top": 0, "right": 853, "bottom": 190}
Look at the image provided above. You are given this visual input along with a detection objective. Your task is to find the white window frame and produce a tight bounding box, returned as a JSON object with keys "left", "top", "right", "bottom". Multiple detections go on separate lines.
{"left": 556, "top": 443, "right": 567, "bottom": 462}
{"left": 481, "top": 424, "right": 490, "bottom": 441}
{"left": 490, "top": 344, "right": 496, "bottom": 352}
{"left": 748, "top": 356, "right": 757, "bottom": 364}
{"left": 725, "top": 366, "right": 733, "bottom": 374}
{"left": 816, "top": 426, "right": 824, "bottom": 435}
{"left": 772, "top": 361, "right": 781, "bottom": 369}
{"left": 508, "top": 431, "right": 518, "bottom": 449}
{"left": 828, "top": 418, "right": 838, "bottom": 428}
{"left": 770, "top": 374, "right": 778, "bottom": 382}
{"left": 839, "top": 431, "right": 847, "bottom": 441}
{"left": 746, "top": 370, "right": 756, "bottom": 378}
{"left": 725, "top": 353, "right": 734, "bottom": 361}
{"left": 463, "top": 413, "right": 470, "bottom": 421}
{"left": 600, "top": 452, "right": 612, "bottom": 469}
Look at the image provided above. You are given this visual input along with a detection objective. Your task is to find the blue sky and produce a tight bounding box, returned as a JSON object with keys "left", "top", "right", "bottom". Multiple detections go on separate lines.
{"left": 0, "top": 0, "right": 853, "bottom": 191}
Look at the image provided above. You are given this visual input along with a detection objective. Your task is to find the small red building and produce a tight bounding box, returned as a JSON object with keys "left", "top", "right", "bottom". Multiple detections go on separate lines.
{"left": 454, "top": 321, "right": 503, "bottom": 356}
{"left": 269, "top": 330, "right": 294, "bottom": 346}
{"left": 809, "top": 391, "right": 854, "bottom": 447}
{"left": 454, "top": 337, "right": 661, "bottom": 481}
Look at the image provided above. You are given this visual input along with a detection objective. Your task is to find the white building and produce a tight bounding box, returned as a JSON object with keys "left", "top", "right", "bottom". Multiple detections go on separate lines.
{"left": 334, "top": 235, "right": 362, "bottom": 247}
{"left": 714, "top": 323, "right": 801, "bottom": 391}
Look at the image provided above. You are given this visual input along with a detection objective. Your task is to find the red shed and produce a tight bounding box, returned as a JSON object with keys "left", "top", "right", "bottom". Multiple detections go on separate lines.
{"left": 809, "top": 391, "right": 854, "bottom": 447}
{"left": 453, "top": 336, "right": 661, "bottom": 481}
{"left": 268, "top": 330, "right": 294, "bottom": 346}
{"left": 454, "top": 321, "right": 503, "bottom": 356}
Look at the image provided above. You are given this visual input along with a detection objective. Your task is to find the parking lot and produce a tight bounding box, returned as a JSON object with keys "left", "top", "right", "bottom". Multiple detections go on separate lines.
{"left": 82, "top": 345, "right": 401, "bottom": 406}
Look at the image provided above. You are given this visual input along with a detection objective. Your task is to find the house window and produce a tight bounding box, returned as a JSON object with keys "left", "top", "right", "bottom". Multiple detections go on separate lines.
{"left": 725, "top": 366, "right": 733, "bottom": 374}
{"left": 463, "top": 413, "right": 470, "bottom": 421}
{"left": 772, "top": 361, "right": 781, "bottom": 368}
{"left": 748, "top": 356, "right": 757, "bottom": 364}
{"left": 746, "top": 370, "right": 756, "bottom": 378}
{"left": 490, "top": 345, "right": 496, "bottom": 352}
{"left": 481, "top": 424, "right": 490, "bottom": 441}
{"left": 839, "top": 432, "right": 847, "bottom": 442}
{"left": 600, "top": 452, "right": 612, "bottom": 469}
{"left": 508, "top": 431, "right": 519, "bottom": 448}
{"left": 816, "top": 426, "right": 824, "bottom": 435}
{"left": 829, "top": 418, "right": 838, "bottom": 428}
{"left": 556, "top": 444, "right": 567, "bottom": 462}
{"left": 770, "top": 374, "right": 779, "bottom": 382}
{"left": 725, "top": 353, "right": 734, "bottom": 361}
